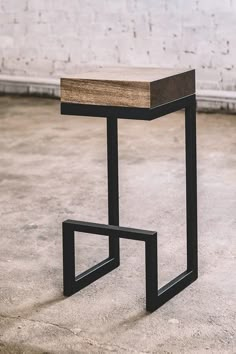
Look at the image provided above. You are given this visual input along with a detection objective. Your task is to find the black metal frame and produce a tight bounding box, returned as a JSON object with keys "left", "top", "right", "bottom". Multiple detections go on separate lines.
{"left": 61, "top": 94, "right": 198, "bottom": 312}
{"left": 61, "top": 95, "right": 195, "bottom": 120}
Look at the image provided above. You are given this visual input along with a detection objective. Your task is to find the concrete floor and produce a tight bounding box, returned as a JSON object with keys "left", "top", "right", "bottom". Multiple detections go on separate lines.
{"left": 0, "top": 96, "right": 235, "bottom": 353}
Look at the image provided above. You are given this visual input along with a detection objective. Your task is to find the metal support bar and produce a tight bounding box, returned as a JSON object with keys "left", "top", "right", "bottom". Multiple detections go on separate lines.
{"left": 185, "top": 98, "right": 198, "bottom": 278}
{"left": 62, "top": 222, "right": 75, "bottom": 296}
{"left": 62, "top": 220, "right": 157, "bottom": 297}
{"left": 107, "top": 118, "right": 120, "bottom": 263}
{"left": 145, "top": 238, "right": 158, "bottom": 312}
{"left": 61, "top": 95, "right": 195, "bottom": 121}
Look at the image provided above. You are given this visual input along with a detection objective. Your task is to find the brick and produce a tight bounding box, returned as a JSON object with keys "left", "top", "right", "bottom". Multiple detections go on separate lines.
{"left": 0, "top": 0, "right": 235, "bottom": 92}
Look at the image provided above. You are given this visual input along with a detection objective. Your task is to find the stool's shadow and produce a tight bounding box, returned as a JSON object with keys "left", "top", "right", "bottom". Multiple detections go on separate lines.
{"left": 0, "top": 341, "right": 54, "bottom": 354}
{"left": 2, "top": 293, "right": 65, "bottom": 320}
{"left": 109, "top": 309, "right": 150, "bottom": 332}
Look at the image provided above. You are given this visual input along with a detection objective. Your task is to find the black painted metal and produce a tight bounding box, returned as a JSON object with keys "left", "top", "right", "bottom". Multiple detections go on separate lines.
{"left": 145, "top": 237, "right": 158, "bottom": 312}
{"left": 107, "top": 118, "right": 120, "bottom": 264}
{"left": 62, "top": 94, "right": 198, "bottom": 312}
{"left": 64, "top": 220, "right": 157, "bottom": 240}
{"left": 185, "top": 99, "right": 198, "bottom": 278}
{"left": 61, "top": 94, "right": 195, "bottom": 120}
{"left": 62, "top": 220, "right": 157, "bottom": 297}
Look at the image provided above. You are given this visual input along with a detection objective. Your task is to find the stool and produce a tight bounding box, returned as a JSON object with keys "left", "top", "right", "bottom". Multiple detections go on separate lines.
{"left": 60, "top": 67, "right": 198, "bottom": 312}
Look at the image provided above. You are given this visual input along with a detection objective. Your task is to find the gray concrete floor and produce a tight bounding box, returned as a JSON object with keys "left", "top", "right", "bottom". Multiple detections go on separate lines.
{"left": 0, "top": 96, "right": 235, "bottom": 353}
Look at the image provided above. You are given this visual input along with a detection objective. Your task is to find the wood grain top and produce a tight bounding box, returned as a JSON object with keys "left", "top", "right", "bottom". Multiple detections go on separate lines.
{"left": 61, "top": 67, "right": 195, "bottom": 108}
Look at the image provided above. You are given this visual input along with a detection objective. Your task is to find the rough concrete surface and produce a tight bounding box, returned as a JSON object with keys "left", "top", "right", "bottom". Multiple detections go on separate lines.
{"left": 0, "top": 96, "right": 235, "bottom": 353}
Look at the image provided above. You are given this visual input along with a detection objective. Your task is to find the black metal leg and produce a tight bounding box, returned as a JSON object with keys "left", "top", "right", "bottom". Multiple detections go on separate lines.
{"left": 144, "top": 96, "right": 198, "bottom": 312}
{"left": 185, "top": 99, "right": 198, "bottom": 278}
{"left": 62, "top": 118, "right": 120, "bottom": 297}
{"left": 63, "top": 222, "right": 75, "bottom": 296}
{"left": 107, "top": 118, "right": 120, "bottom": 264}
{"left": 145, "top": 238, "right": 158, "bottom": 312}
{"left": 62, "top": 220, "right": 120, "bottom": 296}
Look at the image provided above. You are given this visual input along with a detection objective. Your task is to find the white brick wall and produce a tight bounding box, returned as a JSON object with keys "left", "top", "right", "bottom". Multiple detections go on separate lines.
{"left": 0, "top": 0, "right": 236, "bottom": 92}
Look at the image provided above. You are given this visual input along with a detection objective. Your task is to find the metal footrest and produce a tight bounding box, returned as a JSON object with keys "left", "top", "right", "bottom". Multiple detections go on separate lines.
{"left": 63, "top": 219, "right": 197, "bottom": 312}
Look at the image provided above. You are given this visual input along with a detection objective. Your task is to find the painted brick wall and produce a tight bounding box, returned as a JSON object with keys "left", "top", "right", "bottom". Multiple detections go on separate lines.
{"left": 0, "top": 0, "right": 236, "bottom": 91}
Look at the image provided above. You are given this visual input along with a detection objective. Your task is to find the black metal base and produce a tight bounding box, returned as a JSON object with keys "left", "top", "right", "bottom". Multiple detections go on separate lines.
{"left": 63, "top": 220, "right": 197, "bottom": 312}
{"left": 62, "top": 94, "right": 198, "bottom": 312}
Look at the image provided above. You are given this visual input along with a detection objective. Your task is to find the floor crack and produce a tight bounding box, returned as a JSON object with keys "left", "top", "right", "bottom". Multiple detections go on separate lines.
{"left": 0, "top": 313, "right": 150, "bottom": 353}
{"left": 0, "top": 313, "right": 81, "bottom": 339}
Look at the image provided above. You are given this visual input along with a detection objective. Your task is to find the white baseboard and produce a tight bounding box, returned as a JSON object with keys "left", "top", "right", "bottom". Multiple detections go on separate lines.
{"left": 0, "top": 74, "right": 236, "bottom": 113}
{"left": 197, "top": 89, "right": 236, "bottom": 113}
{"left": 0, "top": 75, "right": 60, "bottom": 97}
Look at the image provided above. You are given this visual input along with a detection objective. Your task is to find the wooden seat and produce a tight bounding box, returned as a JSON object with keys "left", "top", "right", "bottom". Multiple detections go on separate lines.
{"left": 61, "top": 67, "right": 195, "bottom": 109}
